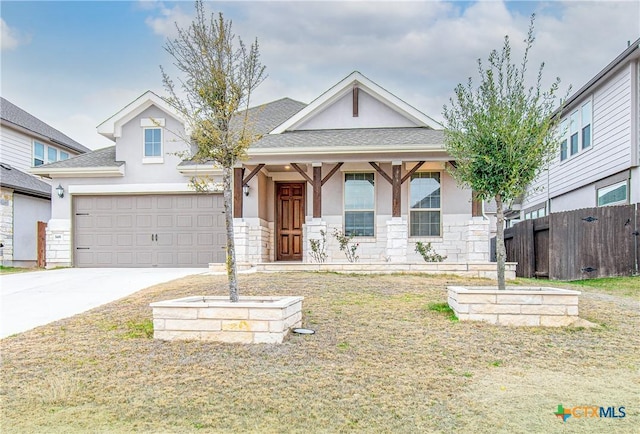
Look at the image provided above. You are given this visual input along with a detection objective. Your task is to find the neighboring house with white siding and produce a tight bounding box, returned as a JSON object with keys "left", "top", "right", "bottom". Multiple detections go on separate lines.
{"left": 520, "top": 39, "right": 640, "bottom": 219}
{"left": 32, "top": 72, "right": 491, "bottom": 269}
{"left": 0, "top": 97, "right": 90, "bottom": 266}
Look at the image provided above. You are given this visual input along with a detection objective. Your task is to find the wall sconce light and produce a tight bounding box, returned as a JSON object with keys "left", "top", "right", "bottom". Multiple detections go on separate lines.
{"left": 243, "top": 184, "right": 250, "bottom": 196}
{"left": 55, "top": 184, "right": 64, "bottom": 199}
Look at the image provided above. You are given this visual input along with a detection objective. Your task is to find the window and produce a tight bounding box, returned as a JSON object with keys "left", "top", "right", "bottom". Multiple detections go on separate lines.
{"left": 47, "top": 147, "right": 57, "bottom": 163}
{"left": 344, "top": 173, "right": 375, "bottom": 236}
{"left": 581, "top": 101, "right": 592, "bottom": 149}
{"left": 33, "top": 142, "right": 44, "bottom": 166}
{"left": 569, "top": 111, "right": 579, "bottom": 155}
{"left": 410, "top": 172, "right": 441, "bottom": 237}
{"left": 597, "top": 181, "right": 627, "bottom": 206}
{"left": 559, "top": 120, "right": 568, "bottom": 161}
{"left": 60, "top": 151, "right": 69, "bottom": 161}
{"left": 525, "top": 207, "right": 546, "bottom": 220}
{"left": 559, "top": 97, "right": 593, "bottom": 161}
{"left": 144, "top": 128, "right": 162, "bottom": 157}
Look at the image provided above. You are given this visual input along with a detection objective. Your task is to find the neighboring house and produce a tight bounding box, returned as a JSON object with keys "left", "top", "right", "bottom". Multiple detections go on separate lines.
{"left": 0, "top": 97, "right": 90, "bottom": 266}
{"left": 520, "top": 38, "right": 640, "bottom": 219}
{"left": 33, "top": 72, "right": 490, "bottom": 268}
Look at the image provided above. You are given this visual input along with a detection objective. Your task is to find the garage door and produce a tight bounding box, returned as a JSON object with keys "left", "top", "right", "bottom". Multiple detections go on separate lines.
{"left": 74, "top": 194, "right": 226, "bottom": 267}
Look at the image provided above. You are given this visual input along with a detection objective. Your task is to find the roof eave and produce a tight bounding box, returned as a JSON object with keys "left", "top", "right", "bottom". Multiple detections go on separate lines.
{"left": 177, "top": 164, "right": 223, "bottom": 176}
{"left": 0, "top": 183, "right": 51, "bottom": 199}
{"left": 248, "top": 144, "right": 446, "bottom": 156}
{"left": 30, "top": 165, "right": 126, "bottom": 179}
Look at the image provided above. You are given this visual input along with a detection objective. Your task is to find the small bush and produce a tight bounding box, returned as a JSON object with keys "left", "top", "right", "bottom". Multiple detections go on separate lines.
{"left": 332, "top": 229, "right": 359, "bottom": 262}
{"left": 415, "top": 241, "right": 447, "bottom": 262}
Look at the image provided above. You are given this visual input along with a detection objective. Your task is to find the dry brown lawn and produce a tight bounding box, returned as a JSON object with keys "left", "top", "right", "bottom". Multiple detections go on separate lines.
{"left": 1, "top": 272, "right": 638, "bottom": 433}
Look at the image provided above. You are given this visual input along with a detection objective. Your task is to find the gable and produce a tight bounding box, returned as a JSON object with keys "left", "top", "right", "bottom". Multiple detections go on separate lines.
{"left": 295, "top": 88, "right": 419, "bottom": 130}
{"left": 97, "top": 91, "right": 184, "bottom": 141}
{"left": 271, "top": 71, "right": 442, "bottom": 133}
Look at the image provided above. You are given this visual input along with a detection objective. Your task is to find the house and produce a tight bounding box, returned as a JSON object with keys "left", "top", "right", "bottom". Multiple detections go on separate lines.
{"left": 520, "top": 39, "right": 640, "bottom": 219}
{"left": 32, "top": 72, "right": 490, "bottom": 268}
{"left": 0, "top": 97, "right": 90, "bottom": 266}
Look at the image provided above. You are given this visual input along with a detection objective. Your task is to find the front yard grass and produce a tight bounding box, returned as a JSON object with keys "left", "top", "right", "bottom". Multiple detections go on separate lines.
{"left": 1, "top": 272, "right": 638, "bottom": 433}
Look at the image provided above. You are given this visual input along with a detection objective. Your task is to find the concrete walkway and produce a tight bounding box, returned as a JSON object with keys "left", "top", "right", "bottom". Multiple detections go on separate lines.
{"left": 0, "top": 268, "right": 207, "bottom": 338}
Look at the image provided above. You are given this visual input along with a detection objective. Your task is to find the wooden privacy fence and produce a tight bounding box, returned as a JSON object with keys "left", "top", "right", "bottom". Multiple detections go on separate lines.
{"left": 504, "top": 204, "right": 639, "bottom": 280}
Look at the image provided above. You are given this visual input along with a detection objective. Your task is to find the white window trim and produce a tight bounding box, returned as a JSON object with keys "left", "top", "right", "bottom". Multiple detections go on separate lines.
{"left": 409, "top": 171, "right": 443, "bottom": 238}
{"left": 559, "top": 95, "right": 593, "bottom": 163}
{"left": 142, "top": 121, "right": 164, "bottom": 164}
{"left": 343, "top": 171, "right": 376, "bottom": 237}
{"left": 33, "top": 141, "right": 45, "bottom": 166}
{"left": 597, "top": 180, "right": 628, "bottom": 207}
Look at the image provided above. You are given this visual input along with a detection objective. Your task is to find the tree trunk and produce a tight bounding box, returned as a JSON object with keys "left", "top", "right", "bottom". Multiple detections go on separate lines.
{"left": 494, "top": 194, "right": 507, "bottom": 290}
{"left": 222, "top": 166, "right": 239, "bottom": 302}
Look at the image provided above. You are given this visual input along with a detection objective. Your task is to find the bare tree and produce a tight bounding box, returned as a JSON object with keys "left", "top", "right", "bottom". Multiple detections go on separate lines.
{"left": 443, "top": 16, "right": 564, "bottom": 290}
{"left": 161, "top": 0, "right": 266, "bottom": 301}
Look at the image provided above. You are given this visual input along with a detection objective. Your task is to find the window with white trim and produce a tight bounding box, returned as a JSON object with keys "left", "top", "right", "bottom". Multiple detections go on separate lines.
{"left": 344, "top": 172, "right": 375, "bottom": 236}
{"left": 33, "top": 141, "right": 45, "bottom": 166}
{"left": 560, "top": 97, "right": 593, "bottom": 161}
{"left": 47, "top": 147, "right": 57, "bottom": 163}
{"left": 33, "top": 141, "right": 69, "bottom": 166}
{"left": 144, "top": 127, "right": 162, "bottom": 157}
{"left": 559, "top": 119, "right": 568, "bottom": 161}
{"left": 597, "top": 181, "right": 627, "bottom": 206}
{"left": 410, "top": 172, "right": 441, "bottom": 237}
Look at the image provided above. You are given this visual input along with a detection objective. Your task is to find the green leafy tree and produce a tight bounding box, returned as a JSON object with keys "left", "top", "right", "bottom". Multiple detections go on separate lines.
{"left": 442, "top": 16, "right": 564, "bottom": 290}
{"left": 161, "top": 0, "right": 266, "bottom": 301}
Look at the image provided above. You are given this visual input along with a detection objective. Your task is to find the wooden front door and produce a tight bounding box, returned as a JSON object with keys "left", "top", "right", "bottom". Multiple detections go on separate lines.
{"left": 276, "top": 183, "right": 305, "bottom": 261}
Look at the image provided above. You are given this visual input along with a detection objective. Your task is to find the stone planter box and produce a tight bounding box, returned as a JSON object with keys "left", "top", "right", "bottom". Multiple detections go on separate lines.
{"left": 150, "top": 296, "right": 303, "bottom": 344}
{"left": 447, "top": 286, "right": 581, "bottom": 326}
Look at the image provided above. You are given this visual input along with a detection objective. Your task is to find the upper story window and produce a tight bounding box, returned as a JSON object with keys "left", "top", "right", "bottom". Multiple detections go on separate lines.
{"left": 581, "top": 101, "right": 592, "bottom": 149}
{"left": 33, "top": 141, "right": 45, "bottom": 166}
{"left": 344, "top": 172, "right": 375, "bottom": 236}
{"left": 410, "top": 172, "right": 441, "bottom": 237}
{"left": 47, "top": 147, "right": 57, "bottom": 163}
{"left": 144, "top": 128, "right": 162, "bottom": 157}
{"left": 559, "top": 119, "right": 568, "bottom": 161}
{"left": 597, "top": 180, "right": 627, "bottom": 206}
{"left": 560, "top": 97, "right": 593, "bottom": 161}
{"left": 34, "top": 141, "right": 67, "bottom": 166}
{"left": 141, "top": 118, "right": 165, "bottom": 163}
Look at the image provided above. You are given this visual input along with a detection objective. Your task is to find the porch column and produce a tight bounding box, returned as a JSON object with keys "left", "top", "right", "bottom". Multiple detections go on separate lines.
{"left": 313, "top": 162, "right": 322, "bottom": 218}
{"left": 392, "top": 161, "right": 402, "bottom": 217}
{"left": 472, "top": 190, "right": 483, "bottom": 217}
{"left": 233, "top": 167, "right": 244, "bottom": 218}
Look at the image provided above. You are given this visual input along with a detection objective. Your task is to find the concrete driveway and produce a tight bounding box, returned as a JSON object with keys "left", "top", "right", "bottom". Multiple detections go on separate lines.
{"left": 0, "top": 268, "right": 207, "bottom": 338}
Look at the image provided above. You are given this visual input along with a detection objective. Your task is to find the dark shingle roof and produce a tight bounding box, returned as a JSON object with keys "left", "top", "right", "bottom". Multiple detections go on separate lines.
{"left": 231, "top": 97, "right": 307, "bottom": 135}
{"left": 0, "top": 162, "right": 51, "bottom": 198}
{"left": 0, "top": 97, "right": 91, "bottom": 154}
{"left": 38, "top": 146, "right": 122, "bottom": 169}
{"left": 253, "top": 127, "right": 445, "bottom": 149}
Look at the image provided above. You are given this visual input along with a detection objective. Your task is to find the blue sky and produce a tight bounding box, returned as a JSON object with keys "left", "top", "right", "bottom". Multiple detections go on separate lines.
{"left": 2, "top": 1, "right": 639, "bottom": 149}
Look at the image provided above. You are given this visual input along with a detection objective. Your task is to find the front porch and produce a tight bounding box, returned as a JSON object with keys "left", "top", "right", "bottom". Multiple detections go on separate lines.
{"left": 210, "top": 260, "right": 516, "bottom": 280}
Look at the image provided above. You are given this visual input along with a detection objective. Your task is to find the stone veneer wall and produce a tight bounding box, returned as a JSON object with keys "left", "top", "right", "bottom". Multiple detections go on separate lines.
{"left": 151, "top": 296, "right": 303, "bottom": 344}
{"left": 45, "top": 218, "right": 72, "bottom": 268}
{"left": 0, "top": 187, "right": 13, "bottom": 263}
{"left": 234, "top": 218, "right": 272, "bottom": 264}
{"left": 447, "top": 286, "right": 581, "bottom": 326}
{"left": 232, "top": 213, "right": 493, "bottom": 266}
